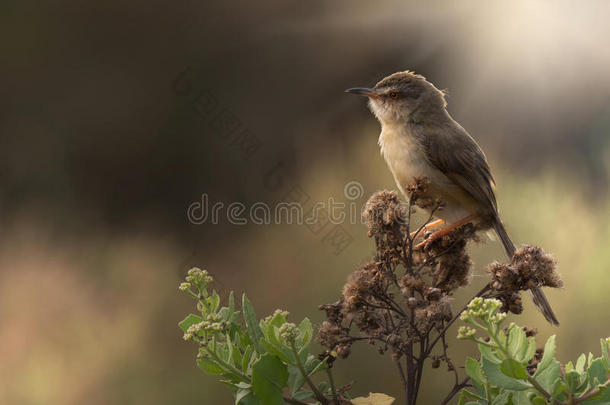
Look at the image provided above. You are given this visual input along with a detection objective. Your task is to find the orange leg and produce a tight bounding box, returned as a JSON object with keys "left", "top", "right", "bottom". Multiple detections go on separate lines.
{"left": 410, "top": 219, "right": 445, "bottom": 240}
{"left": 415, "top": 215, "right": 476, "bottom": 250}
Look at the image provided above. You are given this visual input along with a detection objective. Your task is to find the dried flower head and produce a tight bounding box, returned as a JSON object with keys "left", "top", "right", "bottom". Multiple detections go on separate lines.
{"left": 362, "top": 190, "right": 408, "bottom": 237}
{"left": 488, "top": 244, "right": 563, "bottom": 313}
{"left": 405, "top": 177, "right": 435, "bottom": 209}
{"left": 319, "top": 180, "right": 480, "bottom": 368}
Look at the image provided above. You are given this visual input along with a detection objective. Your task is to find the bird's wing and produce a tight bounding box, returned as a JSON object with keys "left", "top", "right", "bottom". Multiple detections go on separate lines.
{"left": 417, "top": 121, "right": 498, "bottom": 214}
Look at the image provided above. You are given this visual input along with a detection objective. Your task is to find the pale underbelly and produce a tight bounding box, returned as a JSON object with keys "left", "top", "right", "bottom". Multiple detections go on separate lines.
{"left": 384, "top": 150, "right": 479, "bottom": 225}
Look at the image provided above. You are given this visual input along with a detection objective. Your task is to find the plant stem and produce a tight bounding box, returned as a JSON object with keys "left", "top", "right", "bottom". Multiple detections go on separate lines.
{"left": 526, "top": 375, "right": 554, "bottom": 402}
{"left": 289, "top": 342, "right": 329, "bottom": 405}
{"left": 204, "top": 348, "right": 250, "bottom": 383}
{"left": 484, "top": 322, "right": 555, "bottom": 403}
{"left": 425, "top": 283, "right": 491, "bottom": 357}
{"left": 575, "top": 377, "right": 610, "bottom": 403}
{"left": 405, "top": 344, "right": 416, "bottom": 405}
{"left": 394, "top": 356, "right": 408, "bottom": 400}
{"left": 326, "top": 368, "right": 339, "bottom": 404}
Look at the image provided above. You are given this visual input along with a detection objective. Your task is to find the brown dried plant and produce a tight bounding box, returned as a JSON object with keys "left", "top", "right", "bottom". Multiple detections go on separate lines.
{"left": 317, "top": 178, "right": 563, "bottom": 405}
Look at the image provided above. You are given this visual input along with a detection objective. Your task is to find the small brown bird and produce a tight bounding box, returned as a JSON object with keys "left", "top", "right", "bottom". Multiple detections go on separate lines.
{"left": 347, "top": 70, "right": 559, "bottom": 326}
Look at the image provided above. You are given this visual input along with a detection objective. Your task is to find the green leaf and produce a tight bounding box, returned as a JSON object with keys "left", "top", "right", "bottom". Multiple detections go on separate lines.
{"left": 481, "top": 357, "right": 531, "bottom": 391}
{"left": 229, "top": 291, "right": 235, "bottom": 314}
{"left": 241, "top": 346, "right": 254, "bottom": 372}
{"left": 588, "top": 358, "right": 608, "bottom": 385}
{"left": 535, "top": 335, "right": 556, "bottom": 375}
{"left": 260, "top": 339, "right": 294, "bottom": 364}
{"left": 601, "top": 338, "right": 610, "bottom": 370}
{"left": 236, "top": 391, "right": 261, "bottom": 405}
{"left": 251, "top": 354, "right": 288, "bottom": 405}
{"left": 576, "top": 354, "right": 586, "bottom": 374}
{"left": 210, "top": 290, "right": 220, "bottom": 312}
{"left": 582, "top": 384, "right": 610, "bottom": 404}
{"left": 307, "top": 356, "right": 328, "bottom": 376}
{"left": 178, "top": 314, "right": 203, "bottom": 333}
{"left": 552, "top": 378, "right": 568, "bottom": 398}
{"left": 491, "top": 391, "right": 512, "bottom": 405}
{"left": 534, "top": 358, "right": 561, "bottom": 394}
{"left": 297, "top": 318, "right": 313, "bottom": 349}
{"left": 531, "top": 396, "right": 546, "bottom": 405}
{"left": 465, "top": 357, "right": 486, "bottom": 386}
{"left": 566, "top": 370, "right": 581, "bottom": 394}
{"left": 511, "top": 391, "right": 534, "bottom": 405}
{"left": 266, "top": 326, "right": 295, "bottom": 362}
{"left": 521, "top": 337, "right": 537, "bottom": 363}
{"left": 507, "top": 326, "right": 526, "bottom": 359}
{"left": 242, "top": 295, "right": 264, "bottom": 354}
{"left": 218, "top": 340, "right": 231, "bottom": 363}
{"left": 478, "top": 343, "right": 503, "bottom": 364}
{"left": 287, "top": 364, "right": 305, "bottom": 395}
{"left": 466, "top": 355, "right": 488, "bottom": 398}
{"left": 235, "top": 389, "right": 250, "bottom": 405}
{"left": 297, "top": 345, "right": 309, "bottom": 366}
{"left": 197, "top": 357, "right": 225, "bottom": 375}
{"left": 219, "top": 307, "right": 230, "bottom": 322}
{"left": 226, "top": 333, "right": 237, "bottom": 365}
{"left": 458, "top": 390, "right": 485, "bottom": 405}
{"left": 500, "top": 359, "right": 528, "bottom": 380}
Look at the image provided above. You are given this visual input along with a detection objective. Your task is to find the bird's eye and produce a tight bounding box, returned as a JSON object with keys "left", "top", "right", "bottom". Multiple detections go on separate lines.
{"left": 389, "top": 91, "right": 399, "bottom": 99}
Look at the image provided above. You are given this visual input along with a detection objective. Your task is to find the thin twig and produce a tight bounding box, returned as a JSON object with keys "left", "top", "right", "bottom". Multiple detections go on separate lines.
{"left": 575, "top": 377, "right": 610, "bottom": 403}
{"left": 439, "top": 376, "right": 471, "bottom": 405}
{"left": 441, "top": 334, "right": 459, "bottom": 385}
{"left": 425, "top": 283, "right": 491, "bottom": 357}
{"left": 283, "top": 397, "right": 311, "bottom": 405}
{"left": 394, "top": 355, "right": 408, "bottom": 401}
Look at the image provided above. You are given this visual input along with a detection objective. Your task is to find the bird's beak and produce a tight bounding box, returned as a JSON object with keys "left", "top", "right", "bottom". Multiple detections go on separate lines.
{"left": 345, "top": 87, "right": 381, "bottom": 99}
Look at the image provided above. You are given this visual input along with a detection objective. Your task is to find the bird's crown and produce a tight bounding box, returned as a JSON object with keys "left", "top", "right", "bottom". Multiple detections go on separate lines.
{"left": 374, "top": 70, "right": 427, "bottom": 90}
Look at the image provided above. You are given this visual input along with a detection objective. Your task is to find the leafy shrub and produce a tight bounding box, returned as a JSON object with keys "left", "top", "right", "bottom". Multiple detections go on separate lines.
{"left": 457, "top": 298, "right": 610, "bottom": 405}
{"left": 179, "top": 267, "right": 352, "bottom": 404}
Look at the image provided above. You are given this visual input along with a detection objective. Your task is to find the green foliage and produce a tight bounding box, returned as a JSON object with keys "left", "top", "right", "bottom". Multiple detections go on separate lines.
{"left": 457, "top": 298, "right": 610, "bottom": 405}
{"left": 178, "top": 268, "right": 338, "bottom": 404}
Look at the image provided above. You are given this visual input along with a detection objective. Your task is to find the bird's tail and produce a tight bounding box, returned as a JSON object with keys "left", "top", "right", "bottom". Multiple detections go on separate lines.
{"left": 493, "top": 218, "right": 560, "bottom": 326}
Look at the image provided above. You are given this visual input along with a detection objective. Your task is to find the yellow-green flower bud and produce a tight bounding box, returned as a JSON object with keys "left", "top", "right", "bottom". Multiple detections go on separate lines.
{"left": 279, "top": 323, "right": 299, "bottom": 343}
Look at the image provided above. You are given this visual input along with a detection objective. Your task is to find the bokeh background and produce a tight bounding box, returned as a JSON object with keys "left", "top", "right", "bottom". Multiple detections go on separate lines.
{"left": 2, "top": 1, "right": 610, "bottom": 404}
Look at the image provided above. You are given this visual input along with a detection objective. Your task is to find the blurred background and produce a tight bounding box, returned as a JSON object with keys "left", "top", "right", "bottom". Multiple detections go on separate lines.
{"left": 2, "top": 0, "right": 610, "bottom": 403}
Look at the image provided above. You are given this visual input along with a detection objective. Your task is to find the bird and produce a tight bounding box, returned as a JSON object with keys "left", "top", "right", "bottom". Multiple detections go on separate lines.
{"left": 346, "top": 70, "right": 559, "bottom": 326}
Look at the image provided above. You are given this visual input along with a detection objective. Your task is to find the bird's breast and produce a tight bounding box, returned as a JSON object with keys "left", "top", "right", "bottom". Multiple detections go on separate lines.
{"left": 378, "top": 125, "right": 474, "bottom": 222}
{"left": 379, "top": 125, "right": 436, "bottom": 193}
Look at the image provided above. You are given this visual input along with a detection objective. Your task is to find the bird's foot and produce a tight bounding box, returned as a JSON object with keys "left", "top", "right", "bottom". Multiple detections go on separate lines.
{"left": 409, "top": 219, "right": 445, "bottom": 241}
{"left": 414, "top": 215, "right": 476, "bottom": 250}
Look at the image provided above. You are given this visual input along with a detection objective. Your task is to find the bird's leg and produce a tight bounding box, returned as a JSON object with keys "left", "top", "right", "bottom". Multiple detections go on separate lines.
{"left": 414, "top": 215, "right": 476, "bottom": 250}
{"left": 409, "top": 219, "right": 445, "bottom": 240}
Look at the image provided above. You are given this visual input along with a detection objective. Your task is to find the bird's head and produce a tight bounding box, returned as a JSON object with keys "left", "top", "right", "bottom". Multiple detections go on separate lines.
{"left": 346, "top": 70, "right": 447, "bottom": 126}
